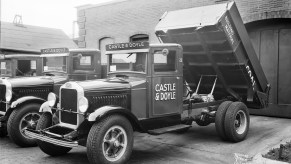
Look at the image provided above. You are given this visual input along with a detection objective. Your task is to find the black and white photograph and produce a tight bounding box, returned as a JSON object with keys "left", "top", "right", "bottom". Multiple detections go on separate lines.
{"left": 0, "top": 0, "right": 290, "bottom": 163}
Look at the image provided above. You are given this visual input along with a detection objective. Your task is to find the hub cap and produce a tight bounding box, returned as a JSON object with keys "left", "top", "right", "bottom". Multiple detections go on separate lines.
{"left": 19, "top": 112, "right": 40, "bottom": 138}
{"left": 102, "top": 125, "right": 127, "bottom": 162}
{"left": 234, "top": 110, "right": 247, "bottom": 135}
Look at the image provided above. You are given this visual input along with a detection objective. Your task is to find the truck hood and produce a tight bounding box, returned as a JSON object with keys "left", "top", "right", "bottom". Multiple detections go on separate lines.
{"left": 7, "top": 76, "right": 68, "bottom": 88}
{"left": 77, "top": 79, "right": 130, "bottom": 92}
{"left": 76, "top": 78, "right": 131, "bottom": 92}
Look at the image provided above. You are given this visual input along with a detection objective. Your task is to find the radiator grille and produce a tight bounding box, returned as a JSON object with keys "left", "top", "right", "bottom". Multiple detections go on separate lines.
{"left": 60, "top": 89, "right": 78, "bottom": 125}
{"left": 89, "top": 94, "right": 128, "bottom": 110}
{"left": 0, "top": 85, "right": 6, "bottom": 112}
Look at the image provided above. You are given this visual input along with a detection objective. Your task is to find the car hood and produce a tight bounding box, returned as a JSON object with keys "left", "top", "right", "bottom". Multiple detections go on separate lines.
{"left": 7, "top": 76, "right": 68, "bottom": 88}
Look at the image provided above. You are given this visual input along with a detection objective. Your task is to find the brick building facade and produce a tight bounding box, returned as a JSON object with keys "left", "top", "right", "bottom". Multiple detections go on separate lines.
{"left": 76, "top": 0, "right": 291, "bottom": 117}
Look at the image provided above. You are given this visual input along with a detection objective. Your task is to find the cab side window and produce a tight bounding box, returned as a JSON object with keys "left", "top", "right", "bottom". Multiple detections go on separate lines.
{"left": 73, "top": 54, "right": 94, "bottom": 71}
{"left": 1, "top": 61, "right": 12, "bottom": 75}
{"left": 154, "top": 50, "right": 176, "bottom": 72}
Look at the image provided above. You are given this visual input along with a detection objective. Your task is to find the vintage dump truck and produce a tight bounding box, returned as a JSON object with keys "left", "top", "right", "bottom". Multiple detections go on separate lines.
{"left": 0, "top": 48, "right": 101, "bottom": 147}
{"left": 0, "top": 54, "right": 42, "bottom": 78}
{"left": 25, "top": 2, "right": 270, "bottom": 164}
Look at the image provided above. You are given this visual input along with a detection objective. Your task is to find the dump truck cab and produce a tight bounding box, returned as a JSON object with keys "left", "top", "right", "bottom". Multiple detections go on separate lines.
{"left": 106, "top": 42, "right": 184, "bottom": 122}
{"left": 0, "top": 47, "right": 101, "bottom": 147}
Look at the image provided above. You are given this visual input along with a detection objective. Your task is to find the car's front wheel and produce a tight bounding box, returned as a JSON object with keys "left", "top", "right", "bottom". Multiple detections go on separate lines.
{"left": 7, "top": 103, "right": 41, "bottom": 147}
{"left": 87, "top": 115, "right": 133, "bottom": 164}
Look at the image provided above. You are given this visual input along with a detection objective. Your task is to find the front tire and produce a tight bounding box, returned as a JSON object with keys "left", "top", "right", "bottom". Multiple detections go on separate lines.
{"left": 224, "top": 102, "right": 250, "bottom": 142}
{"left": 36, "top": 112, "right": 72, "bottom": 156}
{"left": 87, "top": 115, "right": 133, "bottom": 164}
{"left": 7, "top": 103, "right": 41, "bottom": 147}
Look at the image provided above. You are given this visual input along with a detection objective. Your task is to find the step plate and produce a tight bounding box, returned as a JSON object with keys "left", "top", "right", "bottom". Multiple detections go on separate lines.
{"left": 148, "top": 124, "right": 191, "bottom": 135}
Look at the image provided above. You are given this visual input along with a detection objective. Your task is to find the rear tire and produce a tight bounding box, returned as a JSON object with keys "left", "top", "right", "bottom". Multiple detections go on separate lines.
{"left": 215, "top": 101, "right": 232, "bottom": 141}
{"left": 224, "top": 102, "right": 250, "bottom": 142}
{"left": 7, "top": 103, "right": 41, "bottom": 147}
{"left": 36, "top": 112, "right": 72, "bottom": 156}
{"left": 87, "top": 115, "right": 133, "bottom": 164}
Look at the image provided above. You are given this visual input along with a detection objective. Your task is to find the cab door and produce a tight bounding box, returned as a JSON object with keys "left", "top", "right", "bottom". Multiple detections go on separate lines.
{"left": 149, "top": 46, "right": 183, "bottom": 117}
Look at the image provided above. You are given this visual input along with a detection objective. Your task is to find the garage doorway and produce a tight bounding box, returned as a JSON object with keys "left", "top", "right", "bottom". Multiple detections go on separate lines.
{"left": 246, "top": 19, "right": 291, "bottom": 118}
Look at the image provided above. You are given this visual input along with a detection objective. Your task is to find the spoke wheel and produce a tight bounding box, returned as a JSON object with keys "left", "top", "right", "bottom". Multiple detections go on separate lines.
{"left": 102, "top": 125, "right": 127, "bottom": 162}
{"left": 87, "top": 115, "right": 133, "bottom": 164}
{"left": 7, "top": 103, "right": 41, "bottom": 147}
{"left": 19, "top": 112, "right": 40, "bottom": 139}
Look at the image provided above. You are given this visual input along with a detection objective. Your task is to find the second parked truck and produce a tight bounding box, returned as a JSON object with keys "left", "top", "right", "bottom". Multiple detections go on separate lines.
{"left": 25, "top": 2, "right": 270, "bottom": 164}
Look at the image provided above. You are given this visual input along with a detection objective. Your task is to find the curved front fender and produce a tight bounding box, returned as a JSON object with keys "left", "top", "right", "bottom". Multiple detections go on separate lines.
{"left": 39, "top": 101, "right": 52, "bottom": 114}
{"left": 10, "top": 96, "right": 46, "bottom": 108}
{"left": 88, "top": 106, "right": 126, "bottom": 121}
{"left": 87, "top": 105, "right": 145, "bottom": 132}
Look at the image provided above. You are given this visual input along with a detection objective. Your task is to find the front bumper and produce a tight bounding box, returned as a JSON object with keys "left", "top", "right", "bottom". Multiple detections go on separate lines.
{"left": 24, "top": 129, "right": 78, "bottom": 148}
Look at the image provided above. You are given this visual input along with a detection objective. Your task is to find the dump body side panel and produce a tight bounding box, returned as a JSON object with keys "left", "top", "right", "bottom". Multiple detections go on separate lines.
{"left": 155, "top": 2, "right": 269, "bottom": 108}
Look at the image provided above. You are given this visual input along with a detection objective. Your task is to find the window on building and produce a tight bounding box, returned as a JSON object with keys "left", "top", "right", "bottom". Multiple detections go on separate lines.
{"left": 130, "top": 34, "right": 149, "bottom": 42}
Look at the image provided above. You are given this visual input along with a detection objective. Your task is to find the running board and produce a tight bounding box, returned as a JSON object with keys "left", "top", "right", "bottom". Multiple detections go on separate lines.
{"left": 148, "top": 124, "right": 191, "bottom": 135}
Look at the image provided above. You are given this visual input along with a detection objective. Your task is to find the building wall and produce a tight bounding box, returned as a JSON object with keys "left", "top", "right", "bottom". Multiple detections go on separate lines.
{"left": 77, "top": 0, "right": 291, "bottom": 49}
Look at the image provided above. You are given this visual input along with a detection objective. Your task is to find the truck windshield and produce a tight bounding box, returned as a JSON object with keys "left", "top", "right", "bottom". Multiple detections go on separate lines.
{"left": 0, "top": 61, "right": 12, "bottom": 76}
{"left": 43, "top": 56, "right": 67, "bottom": 73}
{"left": 109, "top": 52, "right": 147, "bottom": 73}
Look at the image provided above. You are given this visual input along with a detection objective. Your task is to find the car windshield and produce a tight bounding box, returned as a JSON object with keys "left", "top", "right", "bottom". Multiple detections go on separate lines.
{"left": 0, "top": 61, "right": 12, "bottom": 76}
{"left": 43, "top": 56, "right": 67, "bottom": 73}
{"left": 109, "top": 52, "right": 147, "bottom": 73}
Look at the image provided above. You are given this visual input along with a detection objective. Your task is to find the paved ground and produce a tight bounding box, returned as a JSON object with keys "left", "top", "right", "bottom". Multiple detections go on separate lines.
{"left": 1, "top": 116, "right": 291, "bottom": 164}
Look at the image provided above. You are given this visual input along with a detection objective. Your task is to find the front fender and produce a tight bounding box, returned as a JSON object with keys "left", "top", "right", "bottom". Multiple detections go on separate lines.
{"left": 87, "top": 105, "right": 145, "bottom": 132}
{"left": 10, "top": 96, "right": 46, "bottom": 109}
{"left": 39, "top": 101, "right": 52, "bottom": 114}
{"left": 88, "top": 106, "right": 128, "bottom": 121}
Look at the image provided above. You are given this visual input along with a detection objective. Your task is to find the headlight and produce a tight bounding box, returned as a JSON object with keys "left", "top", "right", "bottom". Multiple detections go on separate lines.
{"left": 5, "top": 89, "right": 12, "bottom": 102}
{"left": 78, "top": 97, "right": 88, "bottom": 113}
{"left": 47, "top": 92, "right": 57, "bottom": 107}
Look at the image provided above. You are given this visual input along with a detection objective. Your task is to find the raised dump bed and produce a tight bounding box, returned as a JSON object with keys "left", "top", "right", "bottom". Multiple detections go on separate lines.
{"left": 155, "top": 2, "right": 270, "bottom": 109}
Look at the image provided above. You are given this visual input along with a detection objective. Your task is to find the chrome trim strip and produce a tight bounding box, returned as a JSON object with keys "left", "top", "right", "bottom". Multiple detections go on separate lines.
{"left": 24, "top": 130, "right": 78, "bottom": 148}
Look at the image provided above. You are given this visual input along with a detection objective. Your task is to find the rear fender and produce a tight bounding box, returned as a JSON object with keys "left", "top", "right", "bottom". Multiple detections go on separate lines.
{"left": 10, "top": 96, "right": 46, "bottom": 109}
{"left": 88, "top": 105, "right": 145, "bottom": 132}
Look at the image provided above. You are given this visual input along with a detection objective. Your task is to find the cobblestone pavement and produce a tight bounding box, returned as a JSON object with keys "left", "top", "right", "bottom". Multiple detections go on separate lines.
{"left": 1, "top": 116, "right": 291, "bottom": 164}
